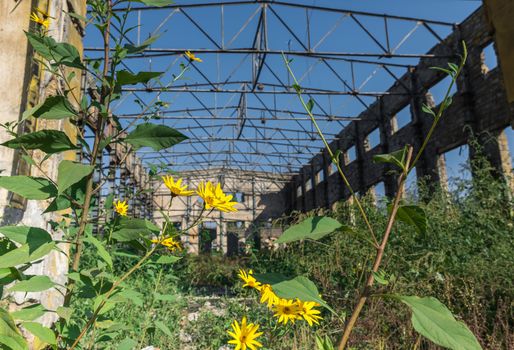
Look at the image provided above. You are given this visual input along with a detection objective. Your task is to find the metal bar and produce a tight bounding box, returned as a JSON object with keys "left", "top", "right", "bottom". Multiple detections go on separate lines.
{"left": 268, "top": 5, "right": 308, "bottom": 51}
{"left": 140, "top": 152, "right": 312, "bottom": 159}
{"left": 422, "top": 22, "right": 445, "bottom": 43}
{"left": 384, "top": 17, "right": 391, "bottom": 53}
{"left": 179, "top": 8, "right": 222, "bottom": 49}
{"left": 168, "top": 160, "right": 303, "bottom": 168}
{"left": 121, "top": 115, "right": 360, "bottom": 121}
{"left": 350, "top": 14, "right": 388, "bottom": 54}
{"left": 173, "top": 123, "right": 339, "bottom": 136}
{"left": 113, "top": 1, "right": 455, "bottom": 26}
{"left": 226, "top": 6, "right": 261, "bottom": 48}
{"left": 84, "top": 47, "right": 452, "bottom": 59}
{"left": 178, "top": 137, "right": 339, "bottom": 142}
{"left": 120, "top": 87, "right": 411, "bottom": 96}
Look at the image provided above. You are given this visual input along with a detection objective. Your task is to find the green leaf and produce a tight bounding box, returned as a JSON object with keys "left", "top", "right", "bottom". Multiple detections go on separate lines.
{"left": 116, "top": 289, "right": 144, "bottom": 307}
{"left": 151, "top": 255, "right": 181, "bottom": 264}
{"left": 447, "top": 62, "right": 459, "bottom": 74}
{"left": 11, "top": 305, "right": 46, "bottom": 321}
{"left": 84, "top": 235, "right": 113, "bottom": 268}
{"left": 254, "top": 274, "right": 333, "bottom": 312}
{"left": 67, "top": 11, "right": 87, "bottom": 22}
{"left": 94, "top": 296, "right": 117, "bottom": 316}
{"left": 0, "top": 241, "right": 55, "bottom": 269}
{"left": 2, "top": 130, "right": 78, "bottom": 154}
{"left": 0, "top": 268, "right": 14, "bottom": 280}
{"left": 98, "top": 135, "right": 113, "bottom": 151}
{"left": 57, "top": 160, "right": 94, "bottom": 194}
{"left": 315, "top": 334, "right": 335, "bottom": 350}
{"left": 0, "top": 226, "right": 52, "bottom": 246}
{"left": 430, "top": 66, "right": 452, "bottom": 76}
{"left": 124, "top": 34, "right": 160, "bottom": 54}
{"left": 0, "top": 227, "right": 54, "bottom": 269}
{"left": 306, "top": 98, "right": 315, "bottom": 113}
{"left": 0, "top": 309, "right": 27, "bottom": 350}
{"left": 394, "top": 295, "right": 482, "bottom": 350}
{"left": 117, "top": 338, "right": 137, "bottom": 350}
{"left": 373, "top": 146, "right": 408, "bottom": 171}
{"left": 29, "top": 96, "right": 78, "bottom": 120}
{"left": 43, "top": 195, "right": 72, "bottom": 213}
{"left": 112, "top": 218, "right": 160, "bottom": 242}
{"left": 56, "top": 306, "right": 73, "bottom": 323}
{"left": 124, "top": 123, "right": 188, "bottom": 151}
{"left": 394, "top": 205, "right": 427, "bottom": 234}
{"left": 9, "top": 276, "right": 55, "bottom": 293}
{"left": 20, "top": 155, "right": 36, "bottom": 167}
{"left": 0, "top": 246, "right": 31, "bottom": 269}
{"left": 44, "top": 177, "right": 88, "bottom": 213}
{"left": 116, "top": 70, "right": 163, "bottom": 85}
{"left": 0, "top": 335, "right": 28, "bottom": 350}
{"left": 422, "top": 104, "right": 436, "bottom": 117}
{"left": 104, "top": 194, "right": 114, "bottom": 209}
{"left": 131, "top": 0, "right": 174, "bottom": 7}
{"left": 372, "top": 270, "right": 389, "bottom": 286}
{"left": 0, "top": 176, "right": 57, "bottom": 200}
{"left": 154, "top": 320, "right": 173, "bottom": 337}
{"left": 26, "top": 32, "right": 83, "bottom": 69}
{"left": 22, "top": 322, "right": 57, "bottom": 346}
{"left": 276, "top": 216, "right": 345, "bottom": 243}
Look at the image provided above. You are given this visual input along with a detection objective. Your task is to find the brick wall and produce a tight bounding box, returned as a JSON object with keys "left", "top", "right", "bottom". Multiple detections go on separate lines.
{"left": 288, "top": 7, "right": 514, "bottom": 213}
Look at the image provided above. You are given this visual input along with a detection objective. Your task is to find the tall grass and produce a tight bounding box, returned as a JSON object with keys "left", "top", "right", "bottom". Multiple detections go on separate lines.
{"left": 76, "top": 157, "right": 513, "bottom": 349}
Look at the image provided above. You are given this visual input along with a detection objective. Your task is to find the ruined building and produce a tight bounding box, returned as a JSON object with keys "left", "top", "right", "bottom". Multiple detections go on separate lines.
{"left": 1, "top": 1, "right": 513, "bottom": 259}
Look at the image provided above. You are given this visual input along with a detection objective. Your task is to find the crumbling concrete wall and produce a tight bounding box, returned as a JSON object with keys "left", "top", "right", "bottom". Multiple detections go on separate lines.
{"left": 152, "top": 168, "right": 290, "bottom": 254}
{"left": 288, "top": 6, "right": 514, "bottom": 213}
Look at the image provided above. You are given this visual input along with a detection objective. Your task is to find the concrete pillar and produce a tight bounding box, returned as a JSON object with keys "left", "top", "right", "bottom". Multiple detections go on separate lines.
{"left": 310, "top": 163, "right": 316, "bottom": 208}
{"left": 0, "top": 0, "right": 33, "bottom": 218}
{"left": 300, "top": 169, "right": 307, "bottom": 211}
{"left": 354, "top": 122, "right": 366, "bottom": 194}
{"left": 322, "top": 150, "right": 331, "bottom": 208}
{"left": 411, "top": 69, "right": 445, "bottom": 192}
{"left": 379, "top": 98, "right": 399, "bottom": 197}
{"left": 0, "top": 0, "right": 85, "bottom": 332}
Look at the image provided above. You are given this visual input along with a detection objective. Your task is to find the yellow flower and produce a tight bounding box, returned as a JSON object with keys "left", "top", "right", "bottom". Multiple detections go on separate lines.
{"left": 113, "top": 200, "right": 128, "bottom": 216}
{"left": 227, "top": 316, "right": 263, "bottom": 350}
{"left": 238, "top": 269, "right": 261, "bottom": 290}
{"left": 185, "top": 50, "right": 202, "bottom": 62}
{"left": 30, "top": 12, "right": 50, "bottom": 29}
{"left": 162, "top": 175, "right": 194, "bottom": 197}
{"left": 197, "top": 181, "right": 237, "bottom": 212}
{"left": 151, "top": 236, "right": 182, "bottom": 251}
{"left": 272, "top": 298, "right": 301, "bottom": 325}
{"left": 295, "top": 299, "right": 322, "bottom": 326}
{"left": 259, "top": 284, "right": 279, "bottom": 308}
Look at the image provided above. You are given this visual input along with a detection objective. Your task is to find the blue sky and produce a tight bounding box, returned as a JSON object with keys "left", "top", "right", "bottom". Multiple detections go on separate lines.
{"left": 83, "top": 0, "right": 499, "bottom": 179}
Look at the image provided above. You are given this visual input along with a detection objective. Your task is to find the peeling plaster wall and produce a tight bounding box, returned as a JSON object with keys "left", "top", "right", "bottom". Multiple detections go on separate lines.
{"left": 0, "top": 0, "right": 86, "bottom": 336}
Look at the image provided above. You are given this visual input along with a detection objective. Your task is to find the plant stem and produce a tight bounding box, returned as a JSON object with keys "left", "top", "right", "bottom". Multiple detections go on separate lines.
{"left": 63, "top": 0, "right": 112, "bottom": 308}
{"left": 282, "top": 54, "right": 378, "bottom": 248}
{"left": 409, "top": 42, "right": 467, "bottom": 171}
{"left": 69, "top": 245, "right": 158, "bottom": 350}
{"left": 337, "top": 146, "right": 413, "bottom": 350}
{"left": 137, "top": 268, "right": 164, "bottom": 348}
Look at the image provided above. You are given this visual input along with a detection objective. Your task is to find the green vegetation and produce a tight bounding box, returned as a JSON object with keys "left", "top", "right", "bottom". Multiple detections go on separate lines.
{"left": 73, "top": 159, "right": 512, "bottom": 349}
